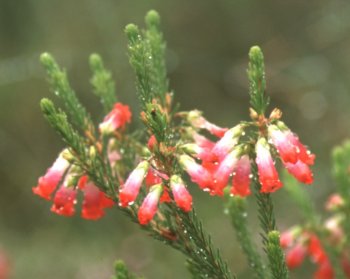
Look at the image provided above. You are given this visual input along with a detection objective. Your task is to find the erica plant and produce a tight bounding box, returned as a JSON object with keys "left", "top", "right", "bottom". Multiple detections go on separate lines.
{"left": 32, "top": 10, "right": 350, "bottom": 279}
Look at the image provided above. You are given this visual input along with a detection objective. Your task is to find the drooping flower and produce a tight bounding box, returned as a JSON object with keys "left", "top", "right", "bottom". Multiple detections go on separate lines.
{"left": 255, "top": 137, "right": 282, "bottom": 193}
{"left": 181, "top": 143, "right": 215, "bottom": 162}
{"left": 286, "top": 243, "right": 307, "bottom": 269}
{"left": 145, "top": 168, "right": 162, "bottom": 187}
{"left": 192, "top": 131, "right": 215, "bottom": 150}
{"left": 119, "top": 161, "right": 150, "bottom": 207}
{"left": 99, "top": 102, "right": 132, "bottom": 134}
{"left": 284, "top": 160, "right": 313, "bottom": 184}
{"left": 211, "top": 125, "right": 244, "bottom": 162}
{"left": 268, "top": 125, "right": 298, "bottom": 164}
{"left": 325, "top": 194, "right": 344, "bottom": 211}
{"left": 212, "top": 149, "right": 239, "bottom": 195}
{"left": 32, "top": 151, "right": 70, "bottom": 200}
{"left": 170, "top": 175, "right": 193, "bottom": 212}
{"left": 231, "top": 155, "right": 252, "bottom": 197}
{"left": 313, "top": 259, "right": 334, "bottom": 279}
{"left": 187, "top": 110, "right": 228, "bottom": 138}
{"left": 179, "top": 154, "right": 213, "bottom": 191}
{"left": 50, "top": 185, "right": 77, "bottom": 217}
{"left": 286, "top": 131, "right": 315, "bottom": 166}
{"left": 80, "top": 180, "right": 114, "bottom": 220}
{"left": 138, "top": 184, "right": 162, "bottom": 225}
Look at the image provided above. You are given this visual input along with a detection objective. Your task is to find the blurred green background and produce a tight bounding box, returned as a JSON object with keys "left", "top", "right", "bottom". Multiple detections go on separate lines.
{"left": 1, "top": 0, "right": 350, "bottom": 278}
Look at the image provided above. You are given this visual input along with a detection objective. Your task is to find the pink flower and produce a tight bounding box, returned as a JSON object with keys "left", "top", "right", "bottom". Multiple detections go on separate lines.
{"left": 314, "top": 260, "right": 334, "bottom": 279}
{"left": 99, "top": 102, "right": 132, "bottom": 134}
{"left": 212, "top": 149, "right": 239, "bottom": 195}
{"left": 255, "top": 138, "right": 282, "bottom": 193}
{"left": 286, "top": 243, "right": 307, "bottom": 269}
{"left": 181, "top": 143, "right": 215, "bottom": 162}
{"left": 325, "top": 194, "right": 344, "bottom": 211}
{"left": 231, "top": 155, "right": 252, "bottom": 197}
{"left": 50, "top": 185, "right": 77, "bottom": 217}
{"left": 187, "top": 110, "right": 228, "bottom": 138}
{"left": 286, "top": 131, "right": 315, "bottom": 165}
{"left": 268, "top": 125, "right": 298, "bottom": 164}
{"left": 280, "top": 230, "right": 295, "bottom": 249}
{"left": 170, "top": 175, "right": 193, "bottom": 212}
{"left": 145, "top": 168, "right": 162, "bottom": 187}
{"left": 211, "top": 125, "right": 243, "bottom": 162}
{"left": 284, "top": 160, "right": 313, "bottom": 184}
{"left": 80, "top": 181, "right": 114, "bottom": 220}
{"left": 119, "top": 161, "right": 150, "bottom": 207}
{"left": 192, "top": 131, "right": 215, "bottom": 150}
{"left": 32, "top": 152, "right": 70, "bottom": 200}
{"left": 138, "top": 184, "right": 162, "bottom": 225}
{"left": 179, "top": 155, "right": 213, "bottom": 191}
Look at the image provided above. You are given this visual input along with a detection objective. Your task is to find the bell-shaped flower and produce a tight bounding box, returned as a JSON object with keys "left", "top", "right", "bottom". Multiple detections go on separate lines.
{"left": 286, "top": 243, "right": 307, "bottom": 269}
{"left": 231, "top": 155, "right": 252, "bottom": 197}
{"left": 32, "top": 151, "right": 70, "bottom": 200}
{"left": 170, "top": 175, "right": 193, "bottom": 212}
{"left": 119, "top": 161, "right": 150, "bottom": 207}
{"left": 212, "top": 149, "right": 239, "bottom": 195}
{"left": 211, "top": 124, "right": 244, "bottom": 162}
{"left": 255, "top": 138, "right": 282, "bottom": 193}
{"left": 284, "top": 160, "right": 313, "bottom": 184}
{"left": 50, "top": 185, "right": 77, "bottom": 217}
{"left": 268, "top": 125, "right": 298, "bottom": 164}
{"left": 187, "top": 110, "right": 228, "bottom": 138}
{"left": 80, "top": 180, "right": 114, "bottom": 220}
{"left": 179, "top": 154, "right": 213, "bottom": 191}
{"left": 181, "top": 143, "right": 215, "bottom": 162}
{"left": 99, "top": 102, "right": 132, "bottom": 134}
{"left": 138, "top": 184, "right": 162, "bottom": 225}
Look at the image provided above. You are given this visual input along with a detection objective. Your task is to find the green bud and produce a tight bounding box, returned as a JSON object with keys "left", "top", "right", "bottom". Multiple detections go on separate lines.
{"left": 145, "top": 10, "right": 160, "bottom": 27}
{"left": 125, "top": 23, "right": 140, "bottom": 42}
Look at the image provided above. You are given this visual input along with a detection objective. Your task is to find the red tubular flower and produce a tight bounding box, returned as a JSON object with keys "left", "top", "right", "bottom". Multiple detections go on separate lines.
{"left": 187, "top": 110, "right": 228, "bottom": 138}
{"left": 211, "top": 125, "right": 243, "bottom": 161}
{"left": 231, "top": 155, "right": 251, "bottom": 197}
{"left": 268, "top": 125, "right": 298, "bottom": 164}
{"left": 32, "top": 152, "right": 70, "bottom": 200}
{"left": 192, "top": 131, "right": 215, "bottom": 150}
{"left": 212, "top": 149, "right": 239, "bottom": 195}
{"left": 286, "top": 243, "right": 307, "bottom": 269}
{"left": 145, "top": 168, "right": 162, "bottom": 187}
{"left": 179, "top": 154, "right": 213, "bottom": 191}
{"left": 50, "top": 185, "right": 77, "bottom": 216}
{"left": 284, "top": 160, "right": 313, "bottom": 184}
{"left": 138, "top": 184, "right": 162, "bottom": 225}
{"left": 314, "top": 260, "right": 334, "bottom": 279}
{"left": 99, "top": 102, "right": 132, "bottom": 134}
{"left": 119, "top": 161, "right": 150, "bottom": 207}
{"left": 308, "top": 234, "right": 327, "bottom": 264}
{"left": 147, "top": 134, "right": 157, "bottom": 151}
{"left": 255, "top": 138, "right": 282, "bottom": 193}
{"left": 181, "top": 143, "right": 215, "bottom": 162}
{"left": 285, "top": 131, "right": 315, "bottom": 165}
{"left": 81, "top": 181, "right": 114, "bottom": 220}
{"left": 170, "top": 175, "right": 193, "bottom": 212}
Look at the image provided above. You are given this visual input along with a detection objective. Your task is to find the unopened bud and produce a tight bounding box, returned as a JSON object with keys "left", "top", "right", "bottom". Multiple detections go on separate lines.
{"left": 269, "top": 108, "right": 282, "bottom": 120}
{"left": 249, "top": 108, "right": 259, "bottom": 120}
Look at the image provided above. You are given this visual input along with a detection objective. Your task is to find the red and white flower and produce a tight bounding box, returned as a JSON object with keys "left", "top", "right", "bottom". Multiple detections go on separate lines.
{"left": 138, "top": 184, "right": 162, "bottom": 225}
{"left": 99, "top": 102, "right": 132, "bottom": 134}
{"left": 284, "top": 160, "right": 313, "bottom": 184}
{"left": 170, "top": 175, "right": 192, "bottom": 212}
{"left": 231, "top": 155, "right": 252, "bottom": 197}
{"left": 179, "top": 154, "right": 213, "bottom": 191}
{"left": 32, "top": 151, "right": 70, "bottom": 200}
{"left": 119, "top": 161, "right": 150, "bottom": 207}
{"left": 50, "top": 184, "right": 77, "bottom": 217}
{"left": 255, "top": 138, "right": 282, "bottom": 193}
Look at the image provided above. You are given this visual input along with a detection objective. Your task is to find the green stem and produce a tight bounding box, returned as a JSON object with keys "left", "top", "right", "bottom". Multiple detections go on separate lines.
{"left": 252, "top": 165, "right": 289, "bottom": 279}
{"left": 226, "top": 195, "right": 267, "bottom": 279}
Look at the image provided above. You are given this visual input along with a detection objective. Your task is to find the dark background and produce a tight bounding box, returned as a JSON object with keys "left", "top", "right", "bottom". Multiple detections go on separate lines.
{"left": 1, "top": 1, "right": 350, "bottom": 278}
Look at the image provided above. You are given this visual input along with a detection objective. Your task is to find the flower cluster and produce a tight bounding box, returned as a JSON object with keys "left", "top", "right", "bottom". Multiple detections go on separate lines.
{"left": 119, "top": 160, "right": 192, "bottom": 225}
{"left": 281, "top": 193, "right": 350, "bottom": 278}
{"left": 178, "top": 109, "right": 315, "bottom": 197}
{"left": 33, "top": 101, "right": 132, "bottom": 220}
{"left": 32, "top": 150, "right": 114, "bottom": 219}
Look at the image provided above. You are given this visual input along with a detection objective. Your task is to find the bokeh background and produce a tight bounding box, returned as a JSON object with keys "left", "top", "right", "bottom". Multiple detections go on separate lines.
{"left": 1, "top": 0, "right": 350, "bottom": 278}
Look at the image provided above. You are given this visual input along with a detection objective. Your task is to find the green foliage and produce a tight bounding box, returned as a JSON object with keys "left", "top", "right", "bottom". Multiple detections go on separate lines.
{"left": 89, "top": 53, "right": 117, "bottom": 113}
{"left": 282, "top": 170, "right": 318, "bottom": 225}
{"left": 266, "top": 231, "right": 289, "bottom": 279}
{"left": 247, "top": 46, "right": 269, "bottom": 115}
{"left": 225, "top": 195, "right": 266, "bottom": 279}
{"left": 332, "top": 140, "right": 350, "bottom": 202}
{"left": 40, "top": 53, "right": 95, "bottom": 134}
{"left": 112, "top": 260, "right": 142, "bottom": 279}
